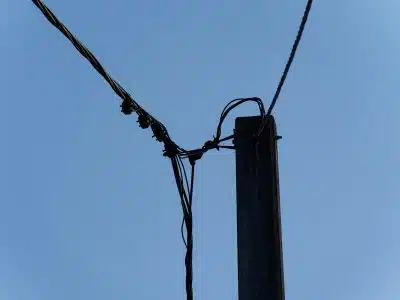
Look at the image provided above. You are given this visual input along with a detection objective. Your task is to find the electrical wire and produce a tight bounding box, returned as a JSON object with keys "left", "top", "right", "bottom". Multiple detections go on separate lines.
{"left": 171, "top": 156, "right": 194, "bottom": 300}
{"left": 31, "top": 0, "right": 171, "bottom": 139}
{"left": 216, "top": 97, "right": 265, "bottom": 140}
{"left": 256, "top": 0, "right": 314, "bottom": 139}
{"left": 31, "top": 0, "right": 265, "bottom": 159}
{"left": 30, "top": 3, "right": 236, "bottom": 299}
{"left": 266, "top": 0, "right": 313, "bottom": 116}
{"left": 178, "top": 156, "right": 191, "bottom": 247}
{"left": 31, "top": 1, "right": 313, "bottom": 300}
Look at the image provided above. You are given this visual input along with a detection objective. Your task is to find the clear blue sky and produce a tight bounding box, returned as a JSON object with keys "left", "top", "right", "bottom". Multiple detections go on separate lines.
{"left": 1, "top": 0, "right": 399, "bottom": 299}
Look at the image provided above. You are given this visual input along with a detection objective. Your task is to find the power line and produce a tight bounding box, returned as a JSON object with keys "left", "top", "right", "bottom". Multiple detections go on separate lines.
{"left": 31, "top": 1, "right": 313, "bottom": 299}
{"left": 255, "top": 0, "right": 313, "bottom": 140}
{"left": 31, "top": 5, "right": 261, "bottom": 300}
{"left": 30, "top": 0, "right": 171, "bottom": 142}
{"left": 267, "top": 0, "right": 314, "bottom": 116}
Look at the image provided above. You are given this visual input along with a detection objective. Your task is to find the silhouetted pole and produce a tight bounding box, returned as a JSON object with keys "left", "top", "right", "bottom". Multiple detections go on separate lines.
{"left": 234, "top": 115, "right": 285, "bottom": 300}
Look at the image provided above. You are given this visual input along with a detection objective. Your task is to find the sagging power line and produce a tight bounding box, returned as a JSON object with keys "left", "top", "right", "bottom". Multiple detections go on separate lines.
{"left": 31, "top": 1, "right": 313, "bottom": 299}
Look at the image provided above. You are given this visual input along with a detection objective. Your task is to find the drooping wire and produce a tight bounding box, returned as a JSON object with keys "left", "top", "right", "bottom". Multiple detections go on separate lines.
{"left": 171, "top": 156, "right": 194, "bottom": 300}
{"left": 216, "top": 97, "right": 265, "bottom": 140}
{"left": 180, "top": 97, "right": 266, "bottom": 162}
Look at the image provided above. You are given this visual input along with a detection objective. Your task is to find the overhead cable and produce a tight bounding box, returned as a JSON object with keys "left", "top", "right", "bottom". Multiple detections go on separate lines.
{"left": 266, "top": 0, "right": 313, "bottom": 116}
{"left": 31, "top": 1, "right": 313, "bottom": 300}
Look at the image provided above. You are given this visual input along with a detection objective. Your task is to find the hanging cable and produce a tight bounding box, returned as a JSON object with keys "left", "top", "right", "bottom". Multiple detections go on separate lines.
{"left": 31, "top": 1, "right": 313, "bottom": 300}
{"left": 170, "top": 155, "right": 194, "bottom": 300}
{"left": 30, "top": 0, "right": 177, "bottom": 152}
{"left": 30, "top": 0, "right": 265, "bottom": 161}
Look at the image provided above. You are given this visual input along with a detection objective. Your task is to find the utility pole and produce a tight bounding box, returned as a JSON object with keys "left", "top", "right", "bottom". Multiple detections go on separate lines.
{"left": 234, "top": 115, "right": 285, "bottom": 300}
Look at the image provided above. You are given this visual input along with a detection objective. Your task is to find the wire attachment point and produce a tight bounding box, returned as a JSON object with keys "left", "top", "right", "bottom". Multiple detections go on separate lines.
{"left": 137, "top": 114, "right": 151, "bottom": 129}
{"left": 151, "top": 122, "right": 166, "bottom": 142}
{"left": 120, "top": 99, "right": 134, "bottom": 115}
{"left": 188, "top": 151, "right": 203, "bottom": 166}
{"left": 203, "top": 139, "right": 219, "bottom": 151}
{"left": 163, "top": 139, "right": 179, "bottom": 158}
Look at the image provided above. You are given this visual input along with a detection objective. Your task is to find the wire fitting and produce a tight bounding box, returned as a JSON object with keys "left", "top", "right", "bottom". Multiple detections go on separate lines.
{"left": 151, "top": 122, "right": 166, "bottom": 142}
{"left": 137, "top": 114, "right": 151, "bottom": 129}
{"left": 188, "top": 151, "right": 203, "bottom": 166}
{"left": 163, "top": 139, "right": 179, "bottom": 158}
{"left": 203, "top": 139, "right": 219, "bottom": 151}
{"left": 120, "top": 99, "right": 134, "bottom": 115}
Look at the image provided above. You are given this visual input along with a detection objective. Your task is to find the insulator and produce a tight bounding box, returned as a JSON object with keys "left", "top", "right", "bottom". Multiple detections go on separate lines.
{"left": 137, "top": 114, "right": 151, "bottom": 129}
{"left": 120, "top": 100, "right": 134, "bottom": 115}
{"left": 151, "top": 122, "right": 165, "bottom": 142}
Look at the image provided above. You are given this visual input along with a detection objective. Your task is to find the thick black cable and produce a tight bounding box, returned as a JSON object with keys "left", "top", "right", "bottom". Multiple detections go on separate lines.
{"left": 177, "top": 156, "right": 195, "bottom": 300}
{"left": 266, "top": 0, "right": 313, "bottom": 116}
{"left": 185, "top": 160, "right": 195, "bottom": 300}
{"left": 32, "top": 1, "right": 255, "bottom": 161}
{"left": 171, "top": 156, "right": 194, "bottom": 300}
{"left": 31, "top": 0, "right": 172, "bottom": 140}
{"left": 30, "top": 2, "right": 243, "bottom": 295}
{"left": 178, "top": 156, "right": 191, "bottom": 247}
{"left": 185, "top": 217, "right": 193, "bottom": 300}
{"left": 171, "top": 158, "right": 190, "bottom": 218}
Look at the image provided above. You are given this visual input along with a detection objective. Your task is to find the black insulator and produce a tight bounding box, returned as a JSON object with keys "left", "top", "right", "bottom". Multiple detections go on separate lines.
{"left": 163, "top": 140, "right": 178, "bottom": 158}
{"left": 120, "top": 100, "right": 134, "bottom": 115}
{"left": 137, "top": 114, "right": 151, "bottom": 129}
{"left": 151, "top": 122, "right": 165, "bottom": 142}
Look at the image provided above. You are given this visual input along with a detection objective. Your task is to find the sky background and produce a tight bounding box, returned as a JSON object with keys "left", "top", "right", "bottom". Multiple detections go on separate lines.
{"left": 1, "top": 0, "right": 399, "bottom": 299}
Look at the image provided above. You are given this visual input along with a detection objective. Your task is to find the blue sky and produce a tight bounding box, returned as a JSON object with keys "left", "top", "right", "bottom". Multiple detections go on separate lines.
{"left": 1, "top": 0, "right": 399, "bottom": 299}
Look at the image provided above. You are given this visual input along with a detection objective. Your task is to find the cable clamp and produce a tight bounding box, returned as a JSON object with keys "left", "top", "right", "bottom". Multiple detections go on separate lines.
{"left": 137, "top": 114, "right": 151, "bottom": 129}
{"left": 120, "top": 99, "right": 134, "bottom": 115}
{"left": 188, "top": 151, "right": 203, "bottom": 166}
{"left": 151, "top": 122, "right": 166, "bottom": 142}
{"left": 203, "top": 139, "right": 219, "bottom": 151}
{"left": 163, "top": 139, "right": 179, "bottom": 158}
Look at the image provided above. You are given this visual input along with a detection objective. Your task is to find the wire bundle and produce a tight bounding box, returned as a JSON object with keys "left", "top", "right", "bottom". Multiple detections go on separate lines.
{"left": 31, "top": 0, "right": 313, "bottom": 299}
{"left": 172, "top": 97, "right": 266, "bottom": 300}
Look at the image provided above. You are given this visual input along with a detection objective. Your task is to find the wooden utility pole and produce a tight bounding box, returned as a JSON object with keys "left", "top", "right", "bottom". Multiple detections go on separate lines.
{"left": 234, "top": 115, "right": 285, "bottom": 300}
